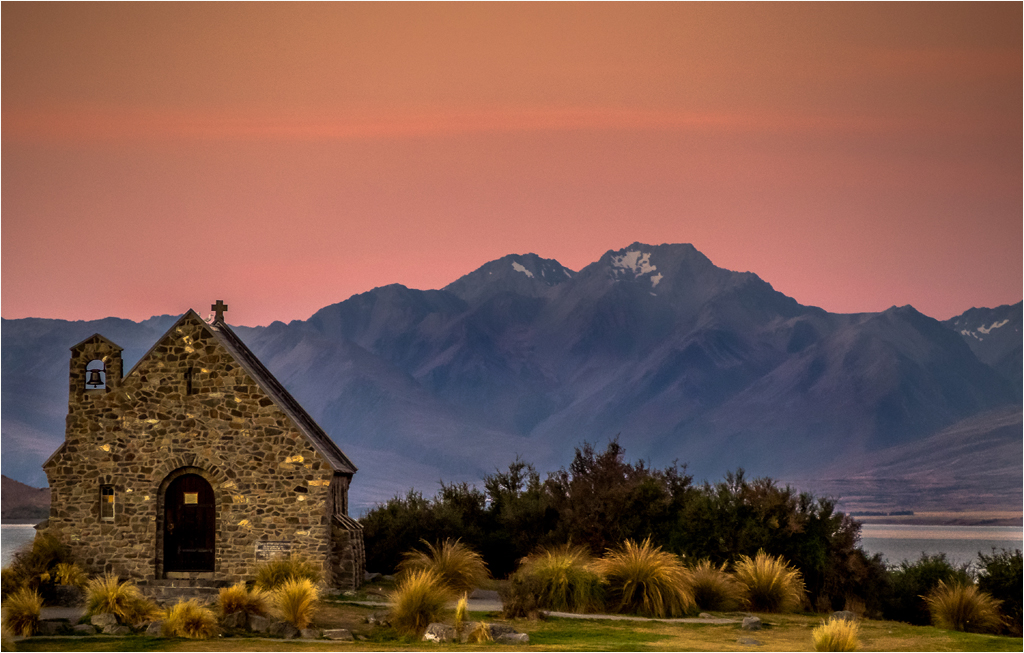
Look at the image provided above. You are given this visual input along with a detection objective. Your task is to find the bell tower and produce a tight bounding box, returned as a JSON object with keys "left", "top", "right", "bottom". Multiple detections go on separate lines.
{"left": 68, "top": 334, "right": 123, "bottom": 405}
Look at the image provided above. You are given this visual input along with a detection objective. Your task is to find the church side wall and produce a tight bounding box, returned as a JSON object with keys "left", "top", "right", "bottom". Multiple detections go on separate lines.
{"left": 44, "top": 317, "right": 336, "bottom": 585}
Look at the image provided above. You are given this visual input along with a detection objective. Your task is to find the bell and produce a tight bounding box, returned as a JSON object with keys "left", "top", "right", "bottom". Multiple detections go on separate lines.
{"left": 87, "top": 369, "right": 104, "bottom": 387}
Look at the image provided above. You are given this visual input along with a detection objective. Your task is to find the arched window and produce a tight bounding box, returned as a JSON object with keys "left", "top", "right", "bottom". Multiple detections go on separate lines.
{"left": 85, "top": 360, "right": 106, "bottom": 390}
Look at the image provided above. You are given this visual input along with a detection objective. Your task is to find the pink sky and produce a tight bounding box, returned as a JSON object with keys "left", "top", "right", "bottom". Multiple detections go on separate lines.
{"left": 3, "top": 3, "right": 1020, "bottom": 326}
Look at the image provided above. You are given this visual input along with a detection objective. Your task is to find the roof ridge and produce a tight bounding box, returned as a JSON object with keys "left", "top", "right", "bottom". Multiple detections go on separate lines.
{"left": 210, "top": 320, "right": 357, "bottom": 475}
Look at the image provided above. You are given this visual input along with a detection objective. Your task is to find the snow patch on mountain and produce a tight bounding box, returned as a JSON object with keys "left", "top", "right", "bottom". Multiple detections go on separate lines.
{"left": 977, "top": 319, "right": 1009, "bottom": 334}
{"left": 511, "top": 261, "right": 534, "bottom": 278}
{"left": 611, "top": 250, "right": 656, "bottom": 276}
{"left": 650, "top": 273, "right": 663, "bottom": 287}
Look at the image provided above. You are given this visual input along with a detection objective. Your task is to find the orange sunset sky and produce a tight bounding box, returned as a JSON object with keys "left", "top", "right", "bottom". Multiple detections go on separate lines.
{"left": 3, "top": 2, "right": 1021, "bottom": 327}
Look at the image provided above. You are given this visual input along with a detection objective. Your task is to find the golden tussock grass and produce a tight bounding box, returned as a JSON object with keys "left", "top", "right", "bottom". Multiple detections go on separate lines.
{"left": 397, "top": 538, "right": 489, "bottom": 595}
{"left": 595, "top": 538, "right": 693, "bottom": 618}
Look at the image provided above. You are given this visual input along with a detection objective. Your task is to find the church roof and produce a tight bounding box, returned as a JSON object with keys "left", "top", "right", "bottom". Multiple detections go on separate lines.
{"left": 208, "top": 316, "right": 357, "bottom": 475}
{"left": 69, "top": 333, "right": 123, "bottom": 352}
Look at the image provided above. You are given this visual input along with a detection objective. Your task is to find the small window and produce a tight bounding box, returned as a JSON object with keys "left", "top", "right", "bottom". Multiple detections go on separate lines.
{"left": 185, "top": 366, "right": 195, "bottom": 395}
{"left": 100, "top": 486, "right": 115, "bottom": 520}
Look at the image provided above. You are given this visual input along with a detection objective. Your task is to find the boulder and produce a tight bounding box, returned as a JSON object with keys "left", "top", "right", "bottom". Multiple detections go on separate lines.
{"left": 221, "top": 611, "right": 247, "bottom": 630}
{"left": 699, "top": 612, "right": 714, "bottom": 619}
{"left": 268, "top": 621, "right": 300, "bottom": 639}
{"left": 90, "top": 613, "right": 118, "bottom": 628}
{"left": 830, "top": 610, "right": 857, "bottom": 622}
{"left": 497, "top": 632, "right": 530, "bottom": 644}
{"left": 366, "top": 611, "right": 391, "bottom": 626}
{"left": 423, "top": 622, "right": 456, "bottom": 643}
{"left": 488, "top": 623, "right": 517, "bottom": 637}
{"left": 73, "top": 624, "right": 97, "bottom": 635}
{"left": 248, "top": 614, "right": 270, "bottom": 633}
{"left": 144, "top": 621, "right": 164, "bottom": 636}
{"left": 103, "top": 625, "right": 132, "bottom": 636}
{"left": 36, "top": 620, "right": 65, "bottom": 636}
{"left": 300, "top": 628, "right": 321, "bottom": 639}
{"left": 364, "top": 571, "right": 381, "bottom": 582}
{"left": 742, "top": 616, "right": 762, "bottom": 631}
{"left": 324, "top": 628, "right": 354, "bottom": 640}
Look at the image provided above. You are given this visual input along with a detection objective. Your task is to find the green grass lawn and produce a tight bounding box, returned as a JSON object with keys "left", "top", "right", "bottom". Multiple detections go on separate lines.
{"left": 12, "top": 604, "right": 1022, "bottom": 652}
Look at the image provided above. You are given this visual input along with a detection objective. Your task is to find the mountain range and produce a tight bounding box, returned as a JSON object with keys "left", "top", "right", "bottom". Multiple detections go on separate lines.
{"left": 2, "top": 243, "right": 1020, "bottom": 513}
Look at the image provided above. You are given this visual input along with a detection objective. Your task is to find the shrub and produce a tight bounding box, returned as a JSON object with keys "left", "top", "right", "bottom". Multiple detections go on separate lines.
{"left": 397, "top": 538, "right": 489, "bottom": 594}
{"left": 272, "top": 577, "right": 319, "bottom": 630}
{"left": 53, "top": 563, "right": 88, "bottom": 588}
{"left": 514, "top": 544, "right": 604, "bottom": 613}
{"left": 84, "top": 573, "right": 159, "bottom": 624}
{"left": 253, "top": 556, "right": 321, "bottom": 591}
{"left": 3, "top": 533, "right": 74, "bottom": 603}
{"left": 812, "top": 616, "right": 860, "bottom": 652}
{"left": 163, "top": 599, "right": 219, "bottom": 639}
{"left": 925, "top": 580, "right": 1004, "bottom": 634}
{"left": 499, "top": 568, "right": 543, "bottom": 619}
{"left": 2, "top": 587, "right": 43, "bottom": 637}
{"left": 688, "top": 559, "right": 742, "bottom": 612}
{"left": 595, "top": 538, "right": 693, "bottom": 618}
{"left": 883, "top": 553, "right": 971, "bottom": 625}
{"left": 388, "top": 569, "right": 453, "bottom": 636}
{"left": 734, "top": 550, "right": 805, "bottom": 613}
{"left": 977, "top": 548, "right": 1022, "bottom": 634}
{"left": 218, "top": 583, "right": 268, "bottom": 617}
{"left": 1, "top": 568, "right": 20, "bottom": 602}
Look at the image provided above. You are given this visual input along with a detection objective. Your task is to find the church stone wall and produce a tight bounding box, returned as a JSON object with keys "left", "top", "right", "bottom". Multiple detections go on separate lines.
{"left": 44, "top": 314, "right": 356, "bottom": 588}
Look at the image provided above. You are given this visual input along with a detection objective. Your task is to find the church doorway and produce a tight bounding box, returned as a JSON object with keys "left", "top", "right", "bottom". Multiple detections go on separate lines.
{"left": 163, "top": 474, "right": 216, "bottom": 573}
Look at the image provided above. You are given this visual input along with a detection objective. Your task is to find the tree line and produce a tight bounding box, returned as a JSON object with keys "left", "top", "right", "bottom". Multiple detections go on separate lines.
{"left": 360, "top": 439, "right": 887, "bottom": 614}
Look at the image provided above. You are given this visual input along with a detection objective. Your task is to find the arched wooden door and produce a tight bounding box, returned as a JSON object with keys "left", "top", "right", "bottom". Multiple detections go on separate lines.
{"left": 164, "top": 474, "right": 215, "bottom": 572}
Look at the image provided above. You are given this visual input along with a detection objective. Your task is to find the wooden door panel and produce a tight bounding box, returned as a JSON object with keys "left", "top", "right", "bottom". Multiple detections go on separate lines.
{"left": 164, "top": 474, "right": 215, "bottom": 572}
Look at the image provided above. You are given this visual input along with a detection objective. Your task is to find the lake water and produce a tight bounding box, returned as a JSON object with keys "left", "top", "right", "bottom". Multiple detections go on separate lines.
{"left": 1, "top": 524, "right": 39, "bottom": 566}
{"left": 860, "top": 523, "right": 1023, "bottom": 567}
{"left": 3, "top": 522, "right": 1021, "bottom": 570}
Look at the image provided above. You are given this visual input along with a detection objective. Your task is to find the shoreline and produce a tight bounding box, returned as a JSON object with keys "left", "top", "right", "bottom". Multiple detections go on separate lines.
{"left": 853, "top": 511, "right": 1022, "bottom": 527}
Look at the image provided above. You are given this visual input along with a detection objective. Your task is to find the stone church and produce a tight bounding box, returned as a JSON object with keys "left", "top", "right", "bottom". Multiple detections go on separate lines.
{"left": 40, "top": 302, "right": 364, "bottom": 593}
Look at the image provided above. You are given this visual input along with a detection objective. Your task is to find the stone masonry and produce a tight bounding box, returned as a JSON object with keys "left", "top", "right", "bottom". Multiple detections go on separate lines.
{"left": 42, "top": 308, "right": 363, "bottom": 592}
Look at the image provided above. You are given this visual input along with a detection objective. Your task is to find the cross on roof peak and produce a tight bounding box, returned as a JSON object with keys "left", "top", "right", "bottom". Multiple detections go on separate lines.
{"left": 211, "top": 300, "right": 228, "bottom": 323}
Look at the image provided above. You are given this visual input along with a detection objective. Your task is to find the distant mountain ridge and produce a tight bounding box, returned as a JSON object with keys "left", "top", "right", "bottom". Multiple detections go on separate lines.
{"left": 2, "top": 243, "right": 1020, "bottom": 513}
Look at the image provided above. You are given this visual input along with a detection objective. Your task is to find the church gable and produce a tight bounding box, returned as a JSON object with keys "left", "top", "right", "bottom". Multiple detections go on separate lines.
{"left": 43, "top": 305, "right": 363, "bottom": 590}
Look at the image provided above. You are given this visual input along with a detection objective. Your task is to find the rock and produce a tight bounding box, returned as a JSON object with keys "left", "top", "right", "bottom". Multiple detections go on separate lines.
{"left": 830, "top": 610, "right": 857, "bottom": 622}
{"left": 300, "top": 628, "right": 321, "bottom": 639}
{"left": 497, "top": 632, "right": 530, "bottom": 644}
{"left": 423, "top": 622, "right": 456, "bottom": 643}
{"left": 144, "top": 621, "right": 164, "bottom": 636}
{"left": 382, "top": 574, "right": 395, "bottom": 582}
{"left": 73, "top": 624, "right": 97, "bottom": 635}
{"left": 737, "top": 637, "right": 763, "bottom": 646}
{"left": 342, "top": 590, "right": 357, "bottom": 597}
{"left": 221, "top": 611, "right": 247, "bottom": 630}
{"left": 742, "top": 616, "right": 762, "bottom": 631}
{"left": 248, "top": 614, "right": 270, "bottom": 633}
{"left": 323, "top": 628, "right": 354, "bottom": 640}
{"left": 699, "top": 612, "right": 714, "bottom": 619}
{"left": 366, "top": 611, "right": 390, "bottom": 626}
{"left": 268, "top": 621, "right": 300, "bottom": 639}
{"left": 37, "top": 620, "right": 65, "bottom": 636}
{"left": 91, "top": 613, "right": 118, "bottom": 628}
{"left": 364, "top": 571, "right": 381, "bottom": 582}
{"left": 488, "top": 623, "right": 517, "bottom": 637}
{"left": 103, "top": 625, "right": 132, "bottom": 636}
